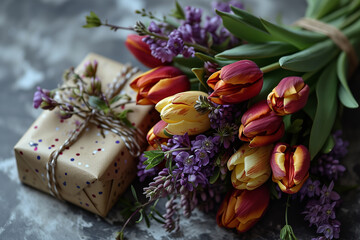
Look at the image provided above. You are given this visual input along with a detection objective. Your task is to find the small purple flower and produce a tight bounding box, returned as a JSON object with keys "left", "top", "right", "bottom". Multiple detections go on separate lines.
{"left": 317, "top": 224, "right": 334, "bottom": 239}
{"left": 299, "top": 178, "right": 321, "bottom": 201}
{"left": 33, "top": 87, "right": 57, "bottom": 110}
{"left": 59, "top": 104, "right": 74, "bottom": 120}
{"left": 320, "top": 181, "right": 340, "bottom": 204}
{"left": 137, "top": 153, "right": 158, "bottom": 182}
{"left": 195, "top": 149, "right": 209, "bottom": 166}
{"left": 321, "top": 202, "right": 337, "bottom": 221}
{"left": 148, "top": 21, "right": 162, "bottom": 34}
{"left": 212, "top": 1, "right": 244, "bottom": 13}
{"left": 184, "top": 6, "right": 202, "bottom": 24}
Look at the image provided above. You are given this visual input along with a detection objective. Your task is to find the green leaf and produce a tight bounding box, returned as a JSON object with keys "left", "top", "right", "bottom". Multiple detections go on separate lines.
{"left": 279, "top": 39, "right": 339, "bottom": 72}
{"left": 337, "top": 52, "right": 359, "bottom": 108}
{"left": 321, "top": 135, "right": 335, "bottom": 154}
{"left": 173, "top": 55, "right": 203, "bottom": 68}
{"left": 131, "top": 185, "right": 138, "bottom": 202}
{"left": 216, "top": 10, "right": 275, "bottom": 43}
{"left": 169, "top": 0, "right": 185, "bottom": 20}
{"left": 309, "top": 60, "right": 338, "bottom": 159}
{"left": 288, "top": 119, "right": 303, "bottom": 134}
{"left": 209, "top": 168, "right": 220, "bottom": 184}
{"left": 306, "top": 0, "right": 340, "bottom": 19}
{"left": 216, "top": 42, "right": 298, "bottom": 60}
{"left": 144, "top": 150, "right": 165, "bottom": 170}
{"left": 195, "top": 52, "right": 235, "bottom": 67}
{"left": 83, "top": 11, "right": 102, "bottom": 28}
{"left": 191, "top": 68, "right": 209, "bottom": 91}
{"left": 116, "top": 109, "right": 134, "bottom": 128}
{"left": 144, "top": 212, "right": 151, "bottom": 228}
{"left": 88, "top": 96, "right": 109, "bottom": 111}
{"left": 135, "top": 210, "right": 143, "bottom": 223}
{"left": 260, "top": 18, "right": 325, "bottom": 49}
{"left": 230, "top": 6, "right": 268, "bottom": 31}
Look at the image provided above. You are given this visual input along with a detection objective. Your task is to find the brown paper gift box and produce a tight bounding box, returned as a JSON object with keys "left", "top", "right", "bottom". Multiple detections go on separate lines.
{"left": 14, "top": 53, "right": 156, "bottom": 217}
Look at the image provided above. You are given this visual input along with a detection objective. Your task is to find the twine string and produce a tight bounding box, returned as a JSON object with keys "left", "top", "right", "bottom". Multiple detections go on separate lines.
{"left": 294, "top": 17, "right": 358, "bottom": 75}
{"left": 46, "top": 65, "right": 142, "bottom": 199}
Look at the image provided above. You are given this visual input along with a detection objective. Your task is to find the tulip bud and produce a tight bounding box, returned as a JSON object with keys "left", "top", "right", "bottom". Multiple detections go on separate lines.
{"left": 270, "top": 143, "right": 310, "bottom": 194}
{"left": 216, "top": 185, "right": 270, "bottom": 233}
{"left": 83, "top": 60, "right": 98, "bottom": 78}
{"left": 207, "top": 60, "right": 263, "bottom": 104}
{"left": 125, "top": 34, "right": 164, "bottom": 68}
{"left": 227, "top": 144, "right": 272, "bottom": 190}
{"left": 130, "top": 66, "right": 190, "bottom": 105}
{"left": 267, "top": 76, "right": 310, "bottom": 116}
{"left": 155, "top": 91, "right": 211, "bottom": 135}
{"left": 146, "top": 120, "right": 170, "bottom": 148}
{"left": 239, "top": 101, "right": 284, "bottom": 147}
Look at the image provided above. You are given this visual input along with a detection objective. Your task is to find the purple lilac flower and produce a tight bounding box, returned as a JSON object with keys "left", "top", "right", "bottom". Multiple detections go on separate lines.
{"left": 33, "top": 87, "right": 57, "bottom": 109}
{"left": 312, "top": 131, "right": 348, "bottom": 180}
{"left": 302, "top": 181, "right": 342, "bottom": 239}
{"left": 208, "top": 104, "right": 235, "bottom": 129}
{"left": 137, "top": 153, "right": 159, "bottom": 182}
{"left": 184, "top": 6, "right": 202, "bottom": 24}
{"left": 212, "top": 1, "right": 244, "bottom": 13}
{"left": 191, "top": 134, "right": 219, "bottom": 158}
{"left": 298, "top": 178, "right": 321, "bottom": 201}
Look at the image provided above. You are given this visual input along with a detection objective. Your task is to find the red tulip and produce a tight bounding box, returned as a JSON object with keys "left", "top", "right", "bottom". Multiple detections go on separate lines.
{"left": 267, "top": 76, "right": 310, "bottom": 116}
{"left": 216, "top": 185, "right": 270, "bottom": 233}
{"left": 130, "top": 66, "right": 190, "bottom": 105}
{"left": 239, "top": 101, "right": 284, "bottom": 147}
{"left": 207, "top": 60, "right": 263, "bottom": 104}
{"left": 125, "top": 34, "right": 163, "bottom": 68}
{"left": 270, "top": 143, "right": 310, "bottom": 194}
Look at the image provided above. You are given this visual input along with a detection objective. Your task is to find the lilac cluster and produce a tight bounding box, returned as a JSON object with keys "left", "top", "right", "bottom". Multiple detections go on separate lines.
{"left": 167, "top": 134, "right": 220, "bottom": 191}
{"left": 143, "top": 1, "right": 243, "bottom": 62}
{"left": 143, "top": 168, "right": 174, "bottom": 200}
{"left": 312, "top": 131, "right": 348, "bottom": 180}
{"left": 163, "top": 195, "right": 180, "bottom": 232}
{"left": 137, "top": 153, "right": 159, "bottom": 182}
{"left": 301, "top": 180, "right": 341, "bottom": 239}
{"left": 208, "top": 103, "right": 234, "bottom": 129}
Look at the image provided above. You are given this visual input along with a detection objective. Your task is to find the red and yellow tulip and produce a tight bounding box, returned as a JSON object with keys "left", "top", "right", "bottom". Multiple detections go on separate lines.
{"left": 155, "top": 91, "right": 211, "bottom": 135}
{"left": 239, "top": 101, "right": 284, "bottom": 147}
{"left": 207, "top": 60, "right": 263, "bottom": 104}
{"left": 267, "top": 76, "right": 310, "bottom": 116}
{"left": 227, "top": 144, "right": 272, "bottom": 190}
{"left": 130, "top": 66, "right": 190, "bottom": 105}
{"left": 216, "top": 185, "right": 270, "bottom": 233}
{"left": 270, "top": 143, "right": 310, "bottom": 194}
{"left": 146, "top": 120, "right": 169, "bottom": 148}
{"left": 125, "top": 34, "right": 163, "bottom": 68}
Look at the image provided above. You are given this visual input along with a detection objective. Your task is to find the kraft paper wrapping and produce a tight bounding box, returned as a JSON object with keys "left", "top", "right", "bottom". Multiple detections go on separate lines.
{"left": 14, "top": 53, "right": 157, "bottom": 217}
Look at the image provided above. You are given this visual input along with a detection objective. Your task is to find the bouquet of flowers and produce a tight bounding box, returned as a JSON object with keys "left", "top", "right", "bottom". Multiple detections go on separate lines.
{"left": 83, "top": 0, "right": 360, "bottom": 239}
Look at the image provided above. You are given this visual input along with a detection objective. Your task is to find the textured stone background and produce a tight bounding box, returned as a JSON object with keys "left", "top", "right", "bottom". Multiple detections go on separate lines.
{"left": 1, "top": 0, "right": 359, "bottom": 239}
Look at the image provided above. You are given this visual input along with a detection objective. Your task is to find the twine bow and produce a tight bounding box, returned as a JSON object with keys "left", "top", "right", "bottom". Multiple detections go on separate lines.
{"left": 46, "top": 64, "right": 142, "bottom": 199}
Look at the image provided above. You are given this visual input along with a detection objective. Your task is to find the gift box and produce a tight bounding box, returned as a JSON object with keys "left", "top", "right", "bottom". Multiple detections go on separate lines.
{"left": 14, "top": 53, "right": 156, "bottom": 217}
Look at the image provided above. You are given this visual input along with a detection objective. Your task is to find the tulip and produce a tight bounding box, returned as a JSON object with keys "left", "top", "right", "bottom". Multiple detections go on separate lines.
{"left": 267, "top": 76, "right": 310, "bottom": 116}
{"left": 146, "top": 120, "right": 169, "bottom": 148}
{"left": 207, "top": 60, "right": 263, "bottom": 104}
{"left": 216, "top": 185, "right": 270, "bottom": 233}
{"left": 227, "top": 144, "right": 272, "bottom": 190}
{"left": 125, "top": 34, "right": 164, "bottom": 68}
{"left": 270, "top": 143, "right": 310, "bottom": 194}
{"left": 239, "top": 101, "right": 284, "bottom": 147}
{"left": 155, "top": 91, "right": 211, "bottom": 135}
{"left": 130, "top": 66, "right": 190, "bottom": 105}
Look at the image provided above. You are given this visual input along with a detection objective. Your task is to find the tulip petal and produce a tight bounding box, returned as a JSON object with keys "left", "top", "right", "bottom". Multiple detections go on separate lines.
{"left": 207, "top": 70, "right": 221, "bottom": 89}
{"left": 270, "top": 143, "right": 288, "bottom": 179}
{"left": 160, "top": 104, "right": 203, "bottom": 123}
{"left": 292, "top": 145, "right": 310, "bottom": 184}
{"left": 155, "top": 96, "right": 173, "bottom": 112}
{"left": 220, "top": 60, "right": 263, "bottom": 85}
{"left": 153, "top": 120, "right": 168, "bottom": 138}
{"left": 248, "top": 123, "right": 285, "bottom": 147}
{"left": 147, "top": 75, "right": 190, "bottom": 103}
{"left": 165, "top": 119, "right": 211, "bottom": 136}
{"left": 243, "top": 145, "right": 272, "bottom": 178}
{"left": 241, "top": 101, "right": 270, "bottom": 126}
{"left": 171, "top": 91, "right": 209, "bottom": 106}
{"left": 246, "top": 173, "right": 270, "bottom": 190}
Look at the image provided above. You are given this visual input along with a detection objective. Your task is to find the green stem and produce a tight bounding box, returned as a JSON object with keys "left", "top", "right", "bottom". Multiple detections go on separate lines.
{"left": 285, "top": 195, "right": 290, "bottom": 226}
{"left": 103, "top": 22, "right": 134, "bottom": 31}
{"left": 260, "top": 62, "right": 281, "bottom": 73}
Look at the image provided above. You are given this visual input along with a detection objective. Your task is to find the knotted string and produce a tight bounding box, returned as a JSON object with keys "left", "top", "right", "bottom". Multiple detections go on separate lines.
{"left": 46, "top": 64, "right": 142, "bottom": 199}
{"left": 294, "top": 17, "right": 358, "bottom": 75}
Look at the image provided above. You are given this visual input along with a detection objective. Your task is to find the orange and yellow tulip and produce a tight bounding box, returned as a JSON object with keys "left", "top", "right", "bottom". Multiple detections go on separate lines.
{"left": 239, "top": 101, "right": 284, "bottom": 147}
{"left": 227, "top": 144, "right": 272, "bottom": 190}
{"left": 155, "top": 91, "right": 211, "bottom": 135}
{"left": 130, "top": 66, "right": 190, "bottom": 105}
{"left": 216, "top": 185, "right": 270, "bottom": 233}
{"left": 125, "top": 34, "right": 163, "bottom": 68}
{"left": 270, "top": 143, "right": 310, "bottom": 194}
{"left": 146, "top": 120, "right": 169, "bottom": 148}
{"left": 267, "top": 76, "right": 310, "bottom": 116}
{"left": 207, "top": 60, "right": 263, "bottom": 104}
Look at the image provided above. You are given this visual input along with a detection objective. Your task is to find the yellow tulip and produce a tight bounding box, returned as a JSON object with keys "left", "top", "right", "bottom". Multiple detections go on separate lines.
{"left": 227, "top": 144, "right": 273, "bottom": 190}
{"left": 155, "top": 91, "right": 211, "bottom": 135}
